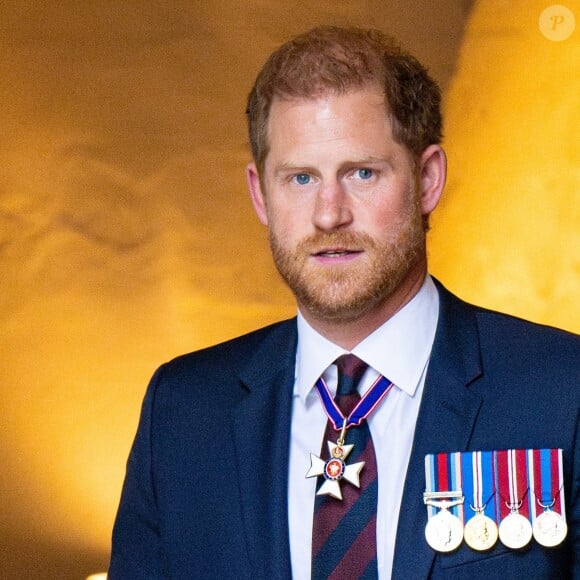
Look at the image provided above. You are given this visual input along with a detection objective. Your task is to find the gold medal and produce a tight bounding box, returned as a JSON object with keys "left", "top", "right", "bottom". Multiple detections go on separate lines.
{"left": 463, "top": 512, "right": 498, "bottom": 551}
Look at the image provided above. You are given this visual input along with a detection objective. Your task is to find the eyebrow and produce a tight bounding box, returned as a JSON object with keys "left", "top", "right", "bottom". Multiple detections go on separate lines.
{"left": 343, "top": 156, "right": 389, "bottom": 166}
{"left": 273, "top": 156, "right": 389, "bottom": 173}
{"left": 274, "top": 162, "right": 311, "bottom": 172}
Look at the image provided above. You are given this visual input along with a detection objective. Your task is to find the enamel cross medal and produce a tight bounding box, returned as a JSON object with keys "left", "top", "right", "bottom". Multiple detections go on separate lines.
{"left": 306, "top": 373, "right": 394, "bottom": 500}
{"left": 306, "top": 421, "right": 365, "bottom": 500}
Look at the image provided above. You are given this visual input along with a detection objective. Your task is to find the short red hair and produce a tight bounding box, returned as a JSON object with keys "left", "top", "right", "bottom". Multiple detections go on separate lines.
{"left": 246, "top": 26, "right": 443, "bottom": 172}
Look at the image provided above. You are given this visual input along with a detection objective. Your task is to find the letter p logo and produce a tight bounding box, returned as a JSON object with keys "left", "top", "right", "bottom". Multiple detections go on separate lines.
{"left": 550, "top": 14, "right": 565, "bottom": 30}
{"left": 540, "top": 5, "right": 576, "bottom": 41}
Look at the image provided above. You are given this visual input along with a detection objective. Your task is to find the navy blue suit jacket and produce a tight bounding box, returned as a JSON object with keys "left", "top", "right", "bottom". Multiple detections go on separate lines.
{"left": 109, "top": 282, "right": 580, "bottom": 578}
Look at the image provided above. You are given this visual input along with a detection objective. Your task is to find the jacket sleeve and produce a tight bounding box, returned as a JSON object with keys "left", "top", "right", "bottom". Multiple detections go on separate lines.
{"left": 108, "top": 366, "right": 166, "bottom": 579}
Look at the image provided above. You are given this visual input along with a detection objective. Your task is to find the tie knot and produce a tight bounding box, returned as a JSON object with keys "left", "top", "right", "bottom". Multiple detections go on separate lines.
{"left": 335, "top": 354, "right": 368, "bottom": 396}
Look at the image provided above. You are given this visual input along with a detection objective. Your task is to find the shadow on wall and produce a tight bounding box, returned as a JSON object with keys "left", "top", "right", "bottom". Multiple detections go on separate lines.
{"left": 2, "top": 533, "right": 108, "bottom": 580}
{"left": 0, "top": 2, "right": 473, "bottom": 578}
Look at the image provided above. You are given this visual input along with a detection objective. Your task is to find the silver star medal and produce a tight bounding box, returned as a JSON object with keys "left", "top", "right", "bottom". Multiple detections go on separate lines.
{"left": 306, "top": 440, "right": 365, "bottom": 500}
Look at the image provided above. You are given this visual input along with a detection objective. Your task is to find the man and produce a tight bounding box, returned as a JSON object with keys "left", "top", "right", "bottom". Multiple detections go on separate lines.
{"left": 109, "top": 26, "right": 579, "bottom": 579}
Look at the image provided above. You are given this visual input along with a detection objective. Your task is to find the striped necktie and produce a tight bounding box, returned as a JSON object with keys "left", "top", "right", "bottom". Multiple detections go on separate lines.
{"left": 311, "top": 354, "right": 379, "bottom": 579}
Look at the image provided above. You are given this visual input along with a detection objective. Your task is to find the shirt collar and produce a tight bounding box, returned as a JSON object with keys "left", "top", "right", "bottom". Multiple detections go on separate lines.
{"left": 295, "top": 274, "right": 440, "bottom": 402}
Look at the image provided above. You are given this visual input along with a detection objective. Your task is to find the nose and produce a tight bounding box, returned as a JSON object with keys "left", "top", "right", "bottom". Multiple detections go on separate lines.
{"left": 312, "top": 179, "right": 353, "bottom": 232}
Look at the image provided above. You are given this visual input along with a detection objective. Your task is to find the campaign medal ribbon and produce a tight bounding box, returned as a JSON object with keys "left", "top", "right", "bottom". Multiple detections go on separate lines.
{"left": 496, "top": 449, "right": 533, "bottom": 549}
{"left": 530, "top": 448, "right": 567, "bottom": 547}
{"left": 461, "top": 451, "right": 498, "bottom": 551}
{"left": 305, "top": 374, "right": 393, "bottom": 500}
{"left": 424, "top": 452, "right": 464, "bottom": 552}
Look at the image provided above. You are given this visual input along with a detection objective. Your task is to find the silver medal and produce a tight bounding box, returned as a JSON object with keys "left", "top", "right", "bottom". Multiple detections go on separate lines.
{"left": 498, "top": 512, "right": 533, "bottom": 549}
{"left": 425, "top": 508, "right": 464, "bottom": 552}
{"left": 533, "top": 510, "right": 567, "bottom": 547}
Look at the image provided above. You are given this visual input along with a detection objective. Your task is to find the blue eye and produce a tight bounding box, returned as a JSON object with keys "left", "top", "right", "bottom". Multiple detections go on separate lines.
{"left": 295, "top": 174, "right": 311, "bottom": 185}
{"left": 356, "top": 168, "right": 373, "bottom": 180}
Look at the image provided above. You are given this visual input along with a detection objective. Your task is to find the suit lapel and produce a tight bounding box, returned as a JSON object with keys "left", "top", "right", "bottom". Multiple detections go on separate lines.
{"left": 227, "top": 284, "right": 486, "bottom": 578}
{"left": 392, "top": 283, "right": 484, "bottom": 579}
{"left": 231, "top": 320, "right": 297, "bottom": 580}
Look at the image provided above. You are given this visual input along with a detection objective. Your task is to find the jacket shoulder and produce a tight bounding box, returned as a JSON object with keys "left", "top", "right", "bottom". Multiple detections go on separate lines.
{"left": 153, "top": 318, "right": 297, "bottom": 383}
{"left": 436, "top": 280, "right": 579, "bottom": 382}
{"left": 471, "top": 302, "right": 579, "bottom": 361}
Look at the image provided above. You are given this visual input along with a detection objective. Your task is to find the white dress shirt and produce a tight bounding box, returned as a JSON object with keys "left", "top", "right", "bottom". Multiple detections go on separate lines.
{"left": 288, "top": 275, "right": 440, "bottom": 579}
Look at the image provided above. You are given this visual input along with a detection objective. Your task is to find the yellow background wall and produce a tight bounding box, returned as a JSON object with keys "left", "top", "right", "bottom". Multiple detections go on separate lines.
{"left": 0, "top": 1, "right": 577, "bottom": 578}
{"left": 430, "top": 0, "right": 579, "bottom": 331}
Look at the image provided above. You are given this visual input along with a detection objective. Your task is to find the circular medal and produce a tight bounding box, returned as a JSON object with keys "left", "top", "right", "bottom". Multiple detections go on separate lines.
{"left": 323, "top": 456, "right": 345, "bottom": 481}
{"left": 425, "top": 509, "right": 463, "bottom": 552}
{"left": 498, "top": 512, "right": 533, "bottom": 549}
{"left": 464, "top": 513, "right": 499, "bottom": 551}
{"left": 533, "top": 510, "right": 568, "bottom": 547}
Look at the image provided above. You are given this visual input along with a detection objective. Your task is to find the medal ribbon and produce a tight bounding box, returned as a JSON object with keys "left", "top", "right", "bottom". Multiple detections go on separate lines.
{"left": 461, "top": 450, "right": 497, "bottom": 523}
{"left": 315, "top": 374, "right": 393, "bottom": 431}
{"left": 529, "top": 448, "right": 566, "bottom": 522}
{"left": 424, "top": 452, "right": 463, "bottom": 519}
{"left": 496, "top": 449, "right": 531, "bottom": 520}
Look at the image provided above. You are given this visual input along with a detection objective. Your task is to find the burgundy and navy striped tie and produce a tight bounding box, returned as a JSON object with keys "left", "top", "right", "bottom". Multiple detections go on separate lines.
{"left": 311, "top": 354, "right": 378, "bottom": 579}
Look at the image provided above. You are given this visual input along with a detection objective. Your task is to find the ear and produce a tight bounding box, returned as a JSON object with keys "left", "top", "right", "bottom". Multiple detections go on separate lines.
{"left": 417, "top": 144, "right": 446, "bottom": 216}
{"left": 246, "top": 162, "right": 269, "bottom": 226}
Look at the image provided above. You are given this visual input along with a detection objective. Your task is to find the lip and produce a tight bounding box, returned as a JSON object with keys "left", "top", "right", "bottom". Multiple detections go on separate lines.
{"left": 311, "top": 248, "right": 363, "bottom": 263}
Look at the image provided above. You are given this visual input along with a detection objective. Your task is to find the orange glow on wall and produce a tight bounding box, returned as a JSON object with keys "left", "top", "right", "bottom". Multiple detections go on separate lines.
{"left": 430, "top": 0, "right": 579, "bottom": 333}
{"left": 0, "top": 2, "right": 576, "bottom": 578}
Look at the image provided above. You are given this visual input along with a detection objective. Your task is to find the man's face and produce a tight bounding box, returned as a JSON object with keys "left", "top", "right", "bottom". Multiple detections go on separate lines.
{"left": 248, "top": 87, "right": 437, "bottom": 324}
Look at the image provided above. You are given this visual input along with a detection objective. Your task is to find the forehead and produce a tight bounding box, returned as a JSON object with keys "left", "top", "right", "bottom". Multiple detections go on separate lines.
{"left": 268, "top": 85, "right": 388, "bottom": 126}
{"left": 264, "top": 87, "right": 398, "bottom": 165}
